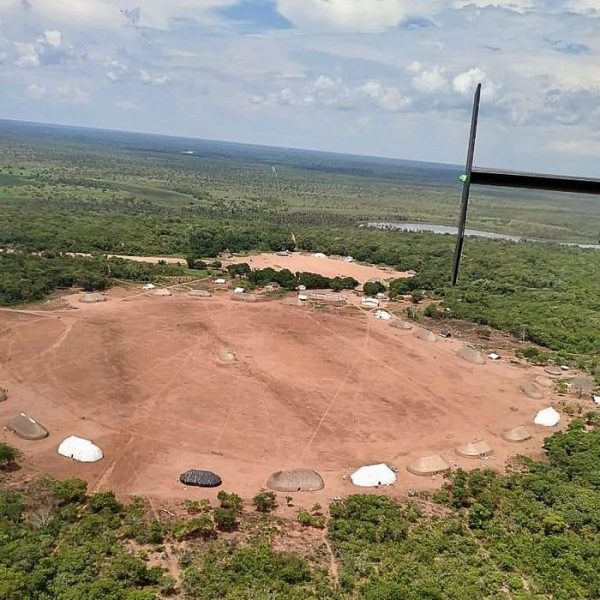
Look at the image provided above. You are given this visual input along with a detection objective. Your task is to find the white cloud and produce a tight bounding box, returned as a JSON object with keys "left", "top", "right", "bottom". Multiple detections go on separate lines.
{"left": 276, "top": 0, "right": 439, "bottom": 32}
{"left": 43, "top": 29, "right": 62, "bottom": 48}
{"left": 26, "top": 82, "right": 46, "bottom": 98}
{"left": 14, "top": 42, "right": 39, "bottom": 66}
{"left": 453, "top": 67, "right": 500, "bottom": 99}
{"left": 139, "top": 69, "right": 169, "bottom": 86}
{"left": 453, "top": 0, "right": 535, "bottom": 12}
{"left": 358, "top": 81, "right": 411, "bottom": 111}
{"left": 411, "top": 66, "right": 447, "bottom": 92}
{"left": 115, "top": 99, "right": 139, "bottom": 110}
{"left": 25, "top": 81, "right": 89, "bottom": 103}
{"left": 549, "top": 138, "right": 600, "bottom": 156}
{"left": 106, "top": 60, "right": 128, "bottom": 82}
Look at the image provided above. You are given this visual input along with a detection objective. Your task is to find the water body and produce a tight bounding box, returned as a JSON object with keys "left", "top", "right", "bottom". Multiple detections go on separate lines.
{"left": 366, "top": 221, "right": 600, "bottom": 250}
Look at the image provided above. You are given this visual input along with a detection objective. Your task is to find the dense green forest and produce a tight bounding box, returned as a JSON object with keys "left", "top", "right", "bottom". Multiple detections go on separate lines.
{"left": 4, "top": 420, "right": 600, "bottom": 598}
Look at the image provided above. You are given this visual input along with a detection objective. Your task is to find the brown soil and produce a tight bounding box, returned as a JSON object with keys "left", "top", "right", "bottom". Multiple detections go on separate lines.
{"left": 0, "top": 286, "right": 568, "bottom": 506}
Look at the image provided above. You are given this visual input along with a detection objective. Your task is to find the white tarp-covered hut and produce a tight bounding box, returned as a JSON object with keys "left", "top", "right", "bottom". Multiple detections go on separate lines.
{"left": 361, "top": 297, "right": 379, "bottom": 308}
{"left": 407, "top": 454, "right": 450, "bottom": 476}
{"left": 374, "top": 310, "right": 392, "bottom": 321}
{"left": 457, "top": 345, "right": 487, "bottom": 365}
{"left": 233, "top": 287, "right": 245, "bottom": 294}
{"left": 215, "top": 278, "right": 226, "bottom": 285}
{"left": 142, "top": 283, "right": 156, "bottom": 290}
{"left": 79, "top": 292, "right": 106, "bottom": 303}
{"left": 502, "top": 426, "right": 532, "bottom": 443}
{"left": 456, "top": 440, "right": 492, "bottom": 458}
{"left": 313, "top": 252, "right": 327, "bottom": 258}
{"left": 267, "top": 469, "right": 325, "bottom": 492}
{"left": 350, "top": 463, "right": 396, "bottom": 487}
{"left": 534, "top": 407, "right": 560, "bottom": 427}
{"left": 58, "top": 436, "right": 103, "bottom": 462}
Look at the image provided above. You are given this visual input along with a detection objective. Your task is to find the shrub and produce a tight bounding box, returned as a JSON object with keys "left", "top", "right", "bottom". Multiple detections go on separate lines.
{"left": 253, "top": 490, "right": 277, "bottom": 513}
{"left": 363, "top": 281, "right": 386, "bottom": 296}
{"left": 217, "top": 490, "right": 243, "bottom": 513}
{"left": 0, "top": 443, "right": 21, "bottom": 469}
{"left": 214, "top": 507, "right": 238, "bottom": 532}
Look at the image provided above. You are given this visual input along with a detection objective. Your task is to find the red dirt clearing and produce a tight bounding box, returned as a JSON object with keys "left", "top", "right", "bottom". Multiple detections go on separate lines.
{"left": 0, "top": 289, "right": 562, "bottom": 503}
{"left": 223, "top": 252, "right": 409, "bottom": 283}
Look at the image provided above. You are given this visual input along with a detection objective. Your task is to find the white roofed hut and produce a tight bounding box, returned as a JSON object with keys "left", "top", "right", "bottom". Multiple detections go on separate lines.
{"left": 534, "top": 407, "right": 560, "bottom": 427}
{"left": 374, "top": 310, "right": 392, "bottom": 321}
{"left": 350, "top": 463, "right": 396, "bottom": 487}
{"left": 58, "top": 436, "right": 103, "bottom": 462}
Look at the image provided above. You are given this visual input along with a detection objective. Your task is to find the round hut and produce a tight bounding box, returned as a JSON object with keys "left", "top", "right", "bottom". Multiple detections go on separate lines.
{"left": 412, "top": 328, "right": 437, "bottom": 343}
{"left": 7, "top": 412, "right": 48, "bottom": 440}
{"left": 350, "top": 463, "right": 396, "bottom": 487}
{"left": 79, "top": 292, "right": 106, "bottom": 303}
{"left": 535, "top": 375, "right": 554, "bottom": 388}
{"left": 267, "top": 469, "right": 325, "bottom": 492}
{"left": 456, "top": 345, "right": 487, "bottom": 365}
{"left": 407, "top": 454, "right": 450, "bottom": 476}
{"left": 151, "top": 288, "right": 172, "bottom": 297}
{"left": 189, "top": 289, "right": 211, "bottom": 298}
{"left": 544, "top": 366, "right": 563, "bottom": 378}
{"left": 502, "top": 426, "right": 532, "bottom": 443}
{"left": 521, "top": 382, "right": 544, "bottom": 400}
{"left": 389, "top": 320, "right": 412, "bottom": 330}
{"left": 456, "top": 440, "right": 492, "bottom": 458}
{"left": 179, "top": 469, "right": 222, "bottom": 487}
{"left": 534, "top": 407, "right": 560, "bottom": 427}
{"left": 58, "top": 436, "right": 103, "bottom": 462}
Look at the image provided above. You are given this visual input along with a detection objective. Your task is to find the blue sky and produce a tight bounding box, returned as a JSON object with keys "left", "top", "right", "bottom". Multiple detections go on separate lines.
{"left": 1, "top": 0, "right": 600, "bottom": 175}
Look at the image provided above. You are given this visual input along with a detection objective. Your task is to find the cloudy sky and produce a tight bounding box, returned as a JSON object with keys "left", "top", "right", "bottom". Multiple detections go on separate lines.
{"left": 1, "top": 0, "right": 600, "bottom": 175}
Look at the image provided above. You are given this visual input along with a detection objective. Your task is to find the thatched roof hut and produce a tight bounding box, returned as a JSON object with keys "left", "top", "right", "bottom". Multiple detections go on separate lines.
{"left": 412, "top": 328, "right": 437, "bottom": 343}
{"left": 151, "top": 288, "right": 172, "bottom": 297}
{"left": 456, "top": 345, "right": 487, "bottom": 365}
{"left": 521, "top": 382, "right": 544, "bottom": 400}
{"left": 456, "top": 440, "right": 492, "bottom": 458}
{"left": 266, "top": 469, "right": 324, "bottom": 492}
{"left": 390, "top": 320, "right": 412, "bottom": 330}
{"left": 79, "top": 292, "right": 106, "bottom": 303}
{"left": 7, "top": 412, "right": 48, "bottom": 440}
{"left": 179, "top": 469, "right": 222, "bottom": 487}
{"left": 407, "top": 454, "right": 450, "bottom": 476}
{"left": 231, "top": 293, "right": 258, "bottom": 302}
{"left": 535, "top": 375, "right": 554, "bottom": 388}
{"left": 544, "top": 366, "right": 563, "bottom": 377}
{"left": 502, "top": 426, "right": 532, "bottom": 443}
{"left": 189, "top": 289, "right": 211, "bottom": 297}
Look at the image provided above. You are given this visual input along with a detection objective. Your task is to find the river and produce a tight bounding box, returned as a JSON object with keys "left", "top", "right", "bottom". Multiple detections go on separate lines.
{"left": 366, "top": 221, "right": 600, "bottom": 250}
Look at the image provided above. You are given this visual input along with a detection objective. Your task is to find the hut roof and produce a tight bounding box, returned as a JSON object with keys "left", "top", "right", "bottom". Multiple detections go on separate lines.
{"left": 58, "top": 436, "right": 103, "bottom": 462}
{"left": 389, "top": 320, "right": 412, "bottom": 330}
{"left": 521, "top": 382, "right": 544, "bottom": 400}
{"left": 151, "top": 288, "right": 172, "bottom": 296}
{"left": 502, "top": 426, "right": 532, "bottom": 442}
{"left": 535, "top": 375, "right": 554, "bottom": 388}
{"left": 534, "top": 407, "right": 560, "bottom": 427}
{"left": 571, "top": 374, "right": 594, "bottom": 392}
{"left": 189, "top": 289, "right": 211, "bottom": 297}
{"left": 7, "top": 412, "right": 48, "bottom": 440}
{"left": 456, "top": 440, "right": 492, "bottom": 458}
{"left": 217, "top": 347, "right": 236, "bottom": 364}
{"left": 412, "top": 328, "right": 437, "bottom": 343}
{"left": 544, "top": 365, "right": 563, "bottom": 377}
{"left": 350, "top": 463, "right": 396, "bottom": 487}
{"left": 79, "top": 292, "right": 106, "bottom": 303}
{"left": 231, "top": 292, "right": 258, "bottom": 302}
{"left": 407, "top": 454, "right": 450, "bottom": 476}
{"left": 456, "top": 345, "right": 487, "bottom": 365}
{"left": 267, "top": 469, "right": 325, "bottom": 492}
{"left": 179, "top": 469, "right": 222, "bottom": 487}
{"left": 374, "top": 310, "right": 392, "bottom": 320}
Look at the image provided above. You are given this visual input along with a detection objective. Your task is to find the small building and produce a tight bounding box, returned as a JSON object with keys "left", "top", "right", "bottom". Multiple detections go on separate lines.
{"left": 361, "top": 297, "right": 379, "bottom": 308}
{"left": 58, "top": 436, "right": 103, "bottom": 462}
{"left": 297, "top": 284, "right": 307, "bottom": 291}
{"left": 312, "top": 252, "right": 327, "bottom": 258}
{"left": 351, "top": 463, "right": 396, "bottom": 487}
{"left": 265, "top": 282, "right": 281, "bottom": 291}
{"left": 233, "top": 287, "right": 245, "bottom": 294}
{"left": 142, "top": 283, "right": 156, "bottom": 290}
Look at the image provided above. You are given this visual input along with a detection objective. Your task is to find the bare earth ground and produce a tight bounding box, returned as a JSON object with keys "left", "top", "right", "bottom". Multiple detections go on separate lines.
{"left": 223, "top": 252, "right": 409, "bottom": 283}
{"left": 0, "top": 285, "right": 567, "bottom": 506}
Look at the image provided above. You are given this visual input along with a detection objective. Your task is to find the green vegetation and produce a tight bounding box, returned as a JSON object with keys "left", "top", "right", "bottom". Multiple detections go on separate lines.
{"left": 5, "top": 423, "right": 600, "bottom": 597}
